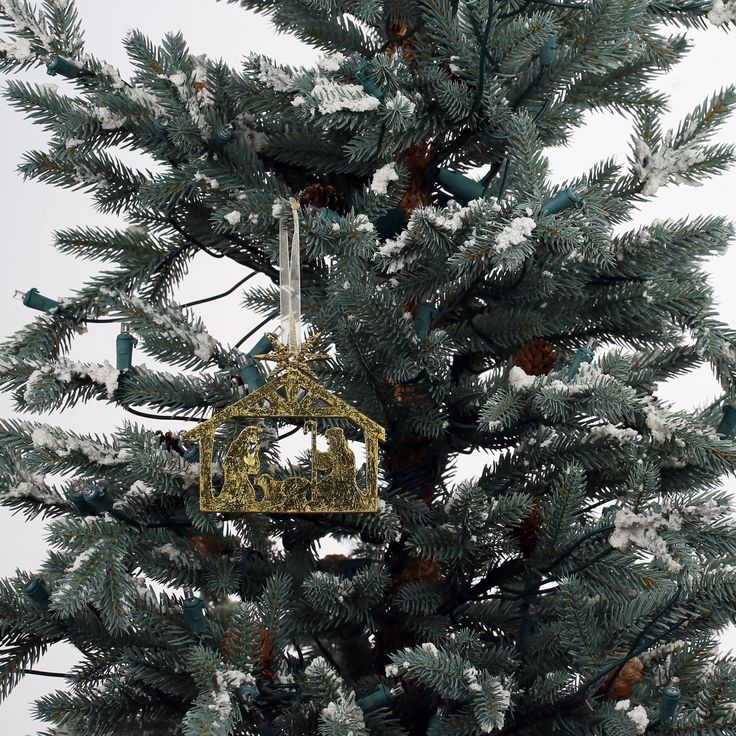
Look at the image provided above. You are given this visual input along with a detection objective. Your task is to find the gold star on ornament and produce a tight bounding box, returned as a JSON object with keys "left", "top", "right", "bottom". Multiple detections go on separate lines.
{"left": 254, "top": 332, "right": 328, "bottom": 379}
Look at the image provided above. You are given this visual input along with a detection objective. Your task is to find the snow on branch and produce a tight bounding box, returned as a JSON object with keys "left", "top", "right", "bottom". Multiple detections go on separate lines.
{"left": 609, "top": 505, "right": 683, "bottom": 572}
{"left": 633, "top": 132, "right": 706, "bottom": 196}
{"left": 31, "top": 425, "right": 131, "bottom": 466}
{"left": 24, "top": 358, "right": 119, "bottom": 401}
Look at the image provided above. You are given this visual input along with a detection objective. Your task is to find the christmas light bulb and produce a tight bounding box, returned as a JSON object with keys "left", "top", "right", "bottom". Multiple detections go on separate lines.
{"left": 154, "top": 113, "right": 173, "bottom": 140}
{"left": 24, "top": 578, "right": 51, "bottom": 607}
{"left": 413, "top": 302, "right": 437, "bottom": 338}
{"left": 357, "top": 682, "right": 404, "bottom": 713}
{"left": 238, "top": 682, "right": 259, "bottom": 701}
{"left": 248, "top": 333, "right": 276, "bottom": 358}
{"left": 717, "top": 404, "right": 736, "bottom": 438}
{"left": 15, "top": 287, "right": 60, "bottom": 312}
{"left": 658, "top": 676, "right": 681, "bottom": 723}
{"left": 427, "top": 705, "right": 447, "bottom": 734}
{"left": 116, "top": 322, "right": 137, "bottom": 371}
{"left": 45, "top": 53, "right": 87, "bottom": 79}
{"left": 65, "top": 483, "right": 94, "bottom": 516}
{"left": 568, "top": 338, "right": 599, "bottom": 379}
{"left": 353, "top": 61, "right": 384, "bottom": 99}
{"left": 376, "top": 207, "right": 407, "bottom": 240}
{"left": 238, "top": 355, "right": 265, "bottom": 393}
{"left": 540, "top": 35, "right": 558, "bottom": 66}
{"left": 540, "top": 184, "right": 588, "bottom": 216}
{"left": 81, "top": 484, "right": 114, "bottom": 514}
{"left": 437, "top": 168, "right": 485, "bottom": 205}
{"left": 182, "top": 596, "right": 208, "bottom": 636}
{"left": 208, "top": 123, "right": 236, "bottom": 154}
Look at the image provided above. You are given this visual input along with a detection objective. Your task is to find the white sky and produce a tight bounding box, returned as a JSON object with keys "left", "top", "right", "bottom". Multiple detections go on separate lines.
{"left": 0, "top": 1, "right": 734, "bottom": 730}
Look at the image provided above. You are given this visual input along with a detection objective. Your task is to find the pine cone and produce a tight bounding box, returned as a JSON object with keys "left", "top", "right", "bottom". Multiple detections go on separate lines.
{"left": 399, "top": 143, "right": 433, "bottom": 217}
{"left": 389, "top": 557, "right": 442, "bottom": 598}
{"left": 514, "top": 338, "right": 558, "bottom": 376}
{"left": 386, "top": 23, "right": 416, "bottom": 63}
{"left": 597, "top": 658, "right": 644, "bottom": 700}
{"left": 512, "top": 505, "right": 544, "bottom": 557}
{"left": 390, "top": 379, "right": 432, "bottom": 409}
{"left": 299, "top": 183, "right": 348, "bottom": 216}
{"left": 190, "top": 535, "right": 225, "bottom": 557}
{"left": 260, "top": 629, "right": 274, "bottom": 678}
{"left": 221, "top": 627, "right": 240, "bottom": 656}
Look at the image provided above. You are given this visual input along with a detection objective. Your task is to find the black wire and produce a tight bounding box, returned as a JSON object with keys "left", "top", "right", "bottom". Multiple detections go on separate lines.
{"left": 21, "top": 669, "right": 68, "bottom": 678}
{"left": 123, "top": 406, "right": 203, "bottom": 423}
{"left": 379, "top": 18, "right": 425, "bottom": 53}
{"left": 278, "top": 426, "right": 302, "bottom": 441}
{"left": 80, "top": 273, "right": 256, "bottom": 325}
{"left": 168, "top": 218, "right": 228, "bottom": 259}
{"left": 500, "top": 0, "right": 586, "bottom": 15}
{"left": 512, "top": 68, "right": 547, "bottom": 111}
{"left": 182, "top": 272, "right": 256, "bottom": 308}
{"left": 594, "top": 581, "right": 683, "bottom": 699}
{"left": 533, "top": 98, "right": 552, "bottom": 122}
{"left": 234, "top": 314, "right": 276, "bottom": 349}
{"left": 496, "top": 158, "right": 511, "bottom": 202}
{"left": 146, "top": 521, "right": 193, "bottom": 529}
{"left": 313, "top": 636, "right": 344, "bottom": 677}
{"left": 463, "top": 0, "right": 495, "bottom": 124}
{"left": 534, "top": 0, "right": 587, "bottom": 7}
{"left": 500, "top": 0, "right": 533, "bottom": 17}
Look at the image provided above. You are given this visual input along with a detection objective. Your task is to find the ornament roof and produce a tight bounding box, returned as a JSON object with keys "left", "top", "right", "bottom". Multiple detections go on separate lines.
{"left": 182, "top": 364, "right": 385, "bottom": 443}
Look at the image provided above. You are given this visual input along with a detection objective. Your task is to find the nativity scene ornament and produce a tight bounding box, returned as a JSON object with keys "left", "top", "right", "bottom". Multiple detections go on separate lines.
{"left": 182, "top": 199, "right": 385, "bottom": 514}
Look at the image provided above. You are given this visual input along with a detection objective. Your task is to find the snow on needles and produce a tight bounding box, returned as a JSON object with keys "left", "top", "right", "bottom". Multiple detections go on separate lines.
{"left": 316, "top": 52, "right": 345, "bottom": 72}
{"left": 371, "top": 163, "right": 399, "bottom": 195}
{"left": 258, "top": 58, "right": 296, "bottom": 92}
{"left": 109, "top": 291, "right": 218, "bottom": 363}
{"left": 615, "top": 701, "right": 649, "bottom": 734}
{"left": 508, "top": 366, "right": 537, "bottom": 391}
{"left": 305, "top": 78, "right": 380, "bottom": 114}
{"left": 610, "top": 506, "right": 683, "bottom": 572}
{"left": 321, "top": 692, "right": 366, "bottom": 734}
{"left": 0, "top": 36, "right": 33, "bottom": 61}
{"left": 633, "top": 133, "right": 705, "bottom": 196}
{"left": 5, "top": 473, "right": 59, "bottom": 505}
{"left": 25, "top": 359, "right": 120, "bottom": 400}
{"left": 92, "top": 107, "right": 126, "bottom": 131}
{"left": 31, "top": 426, "right": 131, "bottom": 466}
{"left": 495, "top": 216, "right": 536, "bottom": 252}
{"left": 206, "top": 667, "right": 256, "bottom": 730}
{"left": 708, "top": 0, "right": 736, "bottom": 26}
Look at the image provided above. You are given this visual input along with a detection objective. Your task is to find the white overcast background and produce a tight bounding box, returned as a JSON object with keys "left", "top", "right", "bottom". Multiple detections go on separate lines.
{"left": 0, "top": 1, "right": 734, "bottom": 731}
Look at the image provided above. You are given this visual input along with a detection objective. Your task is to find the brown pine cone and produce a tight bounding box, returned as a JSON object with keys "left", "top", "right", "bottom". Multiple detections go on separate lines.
{"left": 260, "top": 629, "right": 274, "bottom": 678}
{"left": 390, "top": 380, "right": 432, "bottom": 409}
{"left": 597, "top": 658, "right": 644, "bottom": 700}
{"left": 512, "top": 505, "right": 544, "bottom": 557}
{"left": 299, "top": 183, "right": 348, "bottom": 216}
{"left": 221, "top": 627, "right": 240, "bottom": 657}
{"left": 190, "top": 535, "right": 225, "bottom": 557}
{"left": 389, "top": 557, "right": 442, "bottom": 600}
{"left": 386, "top": 23, "right": 416, "bottom": 63}
{"left": 514, "top": 338, "right": 558, "bottom": 376}
{"left": 399, "top": 142, "right": 433, "bottom": 217}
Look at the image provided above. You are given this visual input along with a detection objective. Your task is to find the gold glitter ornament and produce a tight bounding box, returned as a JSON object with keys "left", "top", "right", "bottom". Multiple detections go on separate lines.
{"left": 182, "top": 199, "right": 385, "bottom": 514}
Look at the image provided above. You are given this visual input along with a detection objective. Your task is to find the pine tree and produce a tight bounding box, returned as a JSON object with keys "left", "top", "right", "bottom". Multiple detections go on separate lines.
{"left": 1, "top": 1, "right": 736, "bottom": 734}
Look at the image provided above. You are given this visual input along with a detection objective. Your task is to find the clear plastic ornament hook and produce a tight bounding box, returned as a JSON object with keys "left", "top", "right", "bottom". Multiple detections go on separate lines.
{"left": 279, "top": 198, "right": 302, "bottom": 352}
